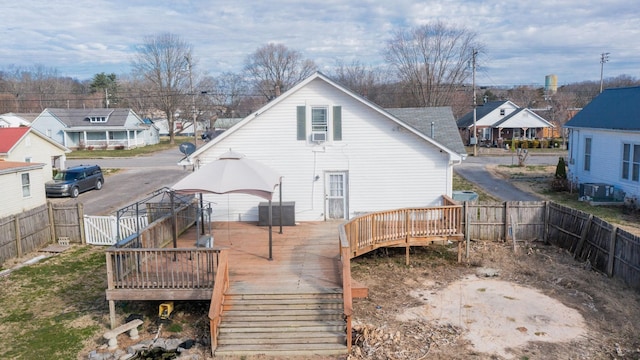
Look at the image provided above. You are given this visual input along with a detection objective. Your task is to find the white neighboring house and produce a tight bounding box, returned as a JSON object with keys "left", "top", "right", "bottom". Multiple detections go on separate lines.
{"left": 31, "top": 108, "right": 160, "bottom": 150}
{"left": 179, "top": 72, "right": 467, "bottom": 222}
{"left": 0, "top": 160, "right": 47, "bottom": 218}
{"left": 565, "top": 86, "right": 640, "bottom": 201}
{"left": 0, "top": 127, "right": 70, "bottom": 178}
{"left": 0, "top": 113, "right": 35, "bottom": 127}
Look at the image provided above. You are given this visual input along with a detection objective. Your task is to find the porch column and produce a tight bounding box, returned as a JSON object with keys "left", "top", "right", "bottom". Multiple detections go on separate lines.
{"left": 105, "top": 130, "right": 109, "bottom": 148}
{"left": 83, "top": 131, "right": 88, "bottom": 147}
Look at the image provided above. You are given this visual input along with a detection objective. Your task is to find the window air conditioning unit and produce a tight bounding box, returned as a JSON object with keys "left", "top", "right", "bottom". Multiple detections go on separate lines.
{"left": 311, "top": 132, "right": 327, "bottom": 142}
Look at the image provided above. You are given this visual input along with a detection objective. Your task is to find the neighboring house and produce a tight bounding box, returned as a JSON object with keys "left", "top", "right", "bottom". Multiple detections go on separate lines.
{"left": 457, "top": 100, "right": 554, "bottom": 146}
{"left": 180, "top": 72, "right": 466, "bottom": 222}
{"left": 0, "top": 127, "right": 70, "bottom": 178}
{"left": 565, "top": 86, "right": 640, "bottom": 201}
{"left": 0, "top": 113, "right": 37, "bottom": 127}
{"left": 30, "top": 108, "right": 160, "bottom": 150}
{"left": 0, "top": 160, "right": 47, "bottom": 218}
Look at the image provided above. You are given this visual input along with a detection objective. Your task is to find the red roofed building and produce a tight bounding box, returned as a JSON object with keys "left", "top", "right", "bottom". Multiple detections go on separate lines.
{"left": 0, "top": 127, "right": 70, "bottom": 178}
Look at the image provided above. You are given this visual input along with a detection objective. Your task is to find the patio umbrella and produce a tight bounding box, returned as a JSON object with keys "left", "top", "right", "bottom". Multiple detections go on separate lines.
{"left": 171, "top": 150, "right": 282, "bottom": 260}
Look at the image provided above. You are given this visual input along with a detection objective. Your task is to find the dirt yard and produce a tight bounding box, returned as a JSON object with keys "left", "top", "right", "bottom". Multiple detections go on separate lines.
{"left": 346, "top": 164, "right": 640, "bottom": 360}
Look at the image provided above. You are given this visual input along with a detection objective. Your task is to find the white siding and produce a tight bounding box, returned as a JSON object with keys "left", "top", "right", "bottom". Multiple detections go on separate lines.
{"left": 568, "top": 128, "right": 640, "bottom": 198}
{"left": 2, "top": 132, "right": 66, "bottom": 178}
{"left": 195, "top": 77, "right": 453, "bottom": 222}
{"left": 0, "top": 168, "right": 47, "bottom": 218}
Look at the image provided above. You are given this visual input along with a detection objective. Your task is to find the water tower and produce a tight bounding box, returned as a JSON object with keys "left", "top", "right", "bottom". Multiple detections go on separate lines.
{"left": 545, "top": 74, "right": 558, "bottom": 94}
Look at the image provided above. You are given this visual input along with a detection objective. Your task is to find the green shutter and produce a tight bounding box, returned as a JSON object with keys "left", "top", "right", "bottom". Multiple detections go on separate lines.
{"left": 333, "top": 106, "right": 342, "bottom": 141}
{"left": 297, "top": 106, "right": 306, "bottom": 140}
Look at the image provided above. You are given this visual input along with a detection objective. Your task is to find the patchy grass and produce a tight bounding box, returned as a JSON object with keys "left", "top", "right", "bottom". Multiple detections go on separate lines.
{"left": 0, "top": 246, "right": 107, "bottom": 359}
{"left": 67, "top": 136, "right": 192, "bottom": 159}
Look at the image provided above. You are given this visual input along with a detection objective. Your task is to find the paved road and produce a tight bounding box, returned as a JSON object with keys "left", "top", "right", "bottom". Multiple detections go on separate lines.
{"left": 50, "top": 148, "right": 192, "bottom": 215}
{"left": 455, "top": 153, "right": 564, "bottom": 202}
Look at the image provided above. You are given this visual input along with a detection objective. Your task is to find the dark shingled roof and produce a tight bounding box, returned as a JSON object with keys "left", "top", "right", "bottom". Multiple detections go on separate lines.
{"left": 565, "top": 86, "right": 640, "bottom": 131}
{"left": 456, "top": 101, "right": 506, "bottom": 128}
{"left": 46, "top": 108, "right": 133, "bottom": 126}
{"left": 386, "top": 107, "right": 466, "bottom": 155}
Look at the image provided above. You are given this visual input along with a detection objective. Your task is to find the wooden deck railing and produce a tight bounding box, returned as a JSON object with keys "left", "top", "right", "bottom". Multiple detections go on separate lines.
{"left": 208, "top": 249, "right": 230, "bottom": 355}
{"left": 338, "top": 226, "right": 353, "bottom": 352}
{"left": 343, "top": 206, "right": 463, "bottom": 259}
{"left": 105, "top": 248, "right": 220, "bottom": 294}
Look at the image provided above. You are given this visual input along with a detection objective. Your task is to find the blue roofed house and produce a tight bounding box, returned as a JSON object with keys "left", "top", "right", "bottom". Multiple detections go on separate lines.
{"left": 565, "top": 86, "right": 640, "bottom": 203}
{"left": 457, "top": 100, "right": 554, "bottom": 147}
{"left": 30, "top": 108, "right": 160, "bottom": 150}
{"left": 180, "top": 72, "right": 467, "bottom": 222}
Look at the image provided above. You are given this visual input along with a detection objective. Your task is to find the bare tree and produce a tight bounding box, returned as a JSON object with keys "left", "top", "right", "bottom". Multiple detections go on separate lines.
{"left": 330, "top": 60, "right": 387, "bottom": 103}
{"left": 131, "top": 32, "right": 193, "bottom": 144}
{"left": 384, "top": 21, "right": 482, "bottom": 107}
{"left": 244, "top": 43, "right": 317, "bottom": 100}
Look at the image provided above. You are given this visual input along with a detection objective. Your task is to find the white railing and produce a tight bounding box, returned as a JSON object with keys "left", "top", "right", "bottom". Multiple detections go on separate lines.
{"left": 81, "top": 138, "right": 146, "bottom": 149}
{"left": 84, "top": 215, "right": 149, "bottom": 245}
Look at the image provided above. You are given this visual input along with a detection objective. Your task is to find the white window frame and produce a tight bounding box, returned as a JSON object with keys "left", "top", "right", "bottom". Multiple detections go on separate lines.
{"left": 622, "top": 142, "right": 640, "bottom": 182}
{"left": 584, "top": 137, "right": 592, "bottom": 172}
{"left": 310, "top": 106, "right": 330, "bottom": 142}
{"left": 21, "top": 173, "right": 31, "bottom": 198}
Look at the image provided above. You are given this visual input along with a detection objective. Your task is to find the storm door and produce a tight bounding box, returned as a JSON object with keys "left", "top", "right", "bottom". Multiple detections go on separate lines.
{"left": 325, "top": 172, "right": 348, "bottom": 219}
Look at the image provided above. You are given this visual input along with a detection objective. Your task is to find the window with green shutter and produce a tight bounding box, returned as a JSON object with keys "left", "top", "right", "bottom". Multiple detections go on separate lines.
{"left": 333, "top": 106, "right": 342, "bottom": 141}
{"left": 297, "top": 106, "right": 306, "bottom": 140}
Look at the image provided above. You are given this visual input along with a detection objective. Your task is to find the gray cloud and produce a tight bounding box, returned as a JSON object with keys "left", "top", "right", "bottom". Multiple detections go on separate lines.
{"left": 1, "top": 0, "right": 638, "bottom": 86}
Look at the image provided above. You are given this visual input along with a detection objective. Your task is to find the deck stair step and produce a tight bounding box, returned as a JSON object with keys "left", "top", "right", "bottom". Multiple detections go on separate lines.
{"left": 215, "top": 291, "right": 348, "bottom": 357}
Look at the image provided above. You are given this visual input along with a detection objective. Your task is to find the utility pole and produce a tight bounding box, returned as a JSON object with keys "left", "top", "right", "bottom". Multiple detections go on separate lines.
{"left": 600, "top": 52, "right": 610, "bottom": 93}
{"left": 472, "top": 48, "right": 478, "bottom": 157}
{"left": 186, "top": 55, "right": 197, "bottom": 147}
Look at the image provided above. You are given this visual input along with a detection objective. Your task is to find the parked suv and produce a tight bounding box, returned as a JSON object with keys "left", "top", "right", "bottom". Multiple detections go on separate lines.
{"left": 45, "top": 165, "right": 104, "bottom": 198}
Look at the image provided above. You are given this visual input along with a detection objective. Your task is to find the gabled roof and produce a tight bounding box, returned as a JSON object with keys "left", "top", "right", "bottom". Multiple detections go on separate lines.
{"left": 42, "top": 108, "right": 138, "bottom": 127}
{"left": 456, "top": 101, "right": 518, "bottom": 128}
{"left": 0, "top": 127, "right": 29, "bottom": 153}
{"left": 188, "top": 72, "right": 465, "bottom": 162}
{"left": 493, "top": 108, "right": 554, "bottom": 128}
{"left": 0, "top": 113, "right": 33, "bottom": 127}
{"left": 565, "top": 86, "right": 640, "bottom": 130}
{"left": 0, "top": 127, "right": 70, "bottom": 154}
{"left": 385, "top": 107, "right": 466, "bottom": 155}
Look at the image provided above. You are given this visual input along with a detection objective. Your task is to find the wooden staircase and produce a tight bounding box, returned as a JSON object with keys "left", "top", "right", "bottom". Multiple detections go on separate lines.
{"left": 214, "top": 289, "right": 348, "bottom": 357}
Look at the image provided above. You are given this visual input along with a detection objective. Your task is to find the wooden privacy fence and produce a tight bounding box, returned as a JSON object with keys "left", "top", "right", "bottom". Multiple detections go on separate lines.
{"left": 0, "top": 202, "right": 84, "bottom": 266}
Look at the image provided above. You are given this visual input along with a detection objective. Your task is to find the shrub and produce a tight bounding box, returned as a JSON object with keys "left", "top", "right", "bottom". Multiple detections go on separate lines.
{"left": 551, "top": 157, "right": 568, "bottom": 191}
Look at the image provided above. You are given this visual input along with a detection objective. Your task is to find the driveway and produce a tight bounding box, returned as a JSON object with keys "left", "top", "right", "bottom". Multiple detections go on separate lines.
{"left": 50, "top": 148, "right": 192, "bottom": 215}
{"left": 455, "top": 153, "right": 564, "bottom": 201}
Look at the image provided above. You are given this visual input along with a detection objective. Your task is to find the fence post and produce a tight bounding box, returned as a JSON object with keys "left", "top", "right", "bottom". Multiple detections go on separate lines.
{"left": 543, "top": 201, "right": 550, "bottom": 244}
{"left": 504, "top": 202, "right": 510, "bottom": 242}
{"left": 78, "top": 203, "right": 86, "bottom": 244}
{"left": 14, "top": 215, "right": 22, "bottom": 258}
{"left": 464, "top": 202, "right": 470, "bottom": 258}
{"left": 47, "top": 201, "right": 56, "bottom": 243}
{"left": 607, "top": 226, "right": 618, "bottom": 277}
{"left": 574, "top": 214, "right": 593, "bottom": 259}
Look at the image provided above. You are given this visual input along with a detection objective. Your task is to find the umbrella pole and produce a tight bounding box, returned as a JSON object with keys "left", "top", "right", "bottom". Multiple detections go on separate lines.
{"left": 268, "top": 199, "right": 273, "bottom": 261}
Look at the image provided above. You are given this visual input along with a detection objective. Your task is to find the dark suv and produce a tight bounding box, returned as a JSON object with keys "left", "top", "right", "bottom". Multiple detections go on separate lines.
{"left": 45, "top": 165, "right": 104, "bottom": 198}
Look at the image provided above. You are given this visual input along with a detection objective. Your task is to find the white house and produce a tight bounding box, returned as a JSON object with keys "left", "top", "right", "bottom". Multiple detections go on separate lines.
{"left": 565, "top": 86, "right": 640, "bottom": 201}
{"left": 0, "top": 113, "right": 35, "bottom": 127}
{"left": 0, "top": 160, "right": 47, "bottom": 218}
{"left": 457, "top": 100, "right": 554, "bottom": 146}
{"left": 180, "top": 72, "right": 467, "bottom": 222}
{"left": 0, "top": 127, "right": 70, "bottom": 177}
{"left": 31, "top": 108, "right": 160, "bottom": 150}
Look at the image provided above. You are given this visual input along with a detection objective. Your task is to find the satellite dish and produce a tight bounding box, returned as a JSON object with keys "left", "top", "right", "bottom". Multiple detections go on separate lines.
{"left": 179, "top": 142, "right": 196, "bottom": 155}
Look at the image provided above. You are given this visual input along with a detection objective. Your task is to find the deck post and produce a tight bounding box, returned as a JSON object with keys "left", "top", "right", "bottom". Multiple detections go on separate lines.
{"left": 109, "top": 300, "right": 116, "bottom": 329}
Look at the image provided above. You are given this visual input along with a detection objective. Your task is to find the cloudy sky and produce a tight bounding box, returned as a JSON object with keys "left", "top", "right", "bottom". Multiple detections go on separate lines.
{"left": 1, "top": 0, "right": 639, "bottom": 87}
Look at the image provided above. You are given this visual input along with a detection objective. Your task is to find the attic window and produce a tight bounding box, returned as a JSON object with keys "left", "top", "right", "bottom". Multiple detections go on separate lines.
{"left": 87, "top": 116, "right": 107, "bottom": 123}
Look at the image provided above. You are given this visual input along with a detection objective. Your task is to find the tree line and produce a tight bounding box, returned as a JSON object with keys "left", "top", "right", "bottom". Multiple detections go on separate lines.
{"left": 1, "top": 22, "right": 638, "bottom": 143}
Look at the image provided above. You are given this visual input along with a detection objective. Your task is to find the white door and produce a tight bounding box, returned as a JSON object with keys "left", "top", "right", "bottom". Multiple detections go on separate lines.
{"left": 325, "top": 172, "right": 348, "bottom": 219}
